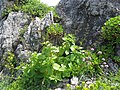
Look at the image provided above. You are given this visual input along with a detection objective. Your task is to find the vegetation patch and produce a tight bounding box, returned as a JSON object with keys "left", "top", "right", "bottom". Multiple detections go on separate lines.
{"left": 1, "top": 1, "right": 120, "bottom": 89}
{"left": 4, "top": 34, "right": 102, "bottom": 90}
{"left": 101, "top": 15, "right": 120, "bottom": 45}
{"left": 100, "top": 15, "right": 120, "bottom": 63}
{"left": 2, "top": 0, "right": 54, "bottom": 18}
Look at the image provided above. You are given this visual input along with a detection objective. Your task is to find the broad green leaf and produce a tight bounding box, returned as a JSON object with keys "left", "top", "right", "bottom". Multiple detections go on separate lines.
{"left": 58, "top": 64, "right": 66, "bottom": 71}
{"left": 53, "top": 63, "right": 60, "bottom": 70}
{"left": 70, "top": 45, "right": 76, "bottom": 51}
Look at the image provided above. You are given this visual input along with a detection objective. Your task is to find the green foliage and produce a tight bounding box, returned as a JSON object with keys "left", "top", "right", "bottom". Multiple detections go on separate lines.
{"left": 113, "top": 56, "right": 120, "bottom": 62}
{"left": 46, "top": 23, "right": 63, "bottom": 45}
{"left": 6, "top": 34, "right": 101, "bottom": 89}
{"left": 100, "top": 16, "right": 120, "bottom": 62}
{"left": 101, "top": 15, "right": 120, "bottom": 44}
{"left": 97, "top": 44, "right": 115, "bottom": 59}
{"left": 2, "top": 7, "right": 12, "bottom": 17}
{"left": 0, "top": 78, "right": 10, "bottom": 90}
{"left": 6, "top": 70, "right": 120, "bottom": 90}
{"left": 50, "top": 6, "right": 59, "bottom": 17}
{"left": 66, "top": 71, "right": 120, "bottom": 90}
{"left": 3, "top": 52, "right": 16, "bottom": 76}
{"left": 47, "top": 23, "right": 63, "bottom": 34}
{"left": 19, "top": 25, "right": 28, "bottom": 37}
{"left": 2, "top": 0, "right": 53, "bottom": 18}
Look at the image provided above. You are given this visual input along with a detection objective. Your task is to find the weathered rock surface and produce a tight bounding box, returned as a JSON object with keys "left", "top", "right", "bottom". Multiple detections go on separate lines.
{"left": 0, "top": 11, "right": 54, "bottom": 72}
{"left": 0, "top": 12, "right": 30, "bottom": 58}
{"left": 56, "top": 0, "right": 120, "bottom": 47}
{"left": 24, "top": 11, "right": 53, "bottom": 52}
{"left": 0, "top": 0, "right": 14, "bottom": 20}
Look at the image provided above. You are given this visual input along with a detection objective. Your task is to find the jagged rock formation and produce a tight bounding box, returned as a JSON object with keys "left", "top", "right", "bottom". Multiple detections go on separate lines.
{"left": 56, "top": 0, "right": 120, "bottom": 48}
{"left": 0, "top": 11, "right": 54, "bottom": 72}
{"left": 0, "top": 12, "right": 31, "bottom": 60}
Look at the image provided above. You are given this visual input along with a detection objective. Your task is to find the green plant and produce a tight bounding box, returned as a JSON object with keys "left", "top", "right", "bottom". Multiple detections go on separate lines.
{"left": 46, "top": 23, "right": 63, "bottom": 45}
{"left": 19, "top": 25, "right": 28, "bottom": 37}
{"left": 3, "top": 52, "right": 16, "bottom": 76}
{"left": 2, "top": 7, "right": 12, "bottom": 17}
{"left": 66, "top": 74, "right": 120, "bottom": 90}
{"left": 18, "top": 0, "right": 52, "bottom": 18}
{"left": 113, "top": 56, "right": 120, "bottom": 62}
{"left": 47, "top": 23, "right": 63, "bottom": 34}
{"left": 101, "top": 15, "right": 120, "bottom": 44}
{"left": 7, "top": 34, "right": 101, "bottom": 89}
{"left": 0, "top": 78, "right": 11, "bottom": 90}
{"left": 97, "top": 43, "right": 115, "bottom": 60}
{"left": 99, "top": 16, "right": 120, "bottom": 63}
{"left": 2, "top": 0, "right": 53, "bottom": 18}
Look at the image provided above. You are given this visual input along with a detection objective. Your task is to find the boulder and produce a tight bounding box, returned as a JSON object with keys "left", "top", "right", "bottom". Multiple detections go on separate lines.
{"left": 56, "top": 0, "right": 120, "bottom": 48}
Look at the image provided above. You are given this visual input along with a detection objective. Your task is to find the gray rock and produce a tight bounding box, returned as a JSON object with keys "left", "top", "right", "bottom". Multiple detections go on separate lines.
{"left": 0, "top": 11, "right": 53, "bottom": 59}
{"left": 56, "top": 0, "right": 120, "bottom": 47}
{"left": 24, "top": 11, "right": 54, "bottom": 51}
{"left": 0, "top": 12, "right": 30, "bottom": 58}
{"left": 15, "top": 44, "right": 31, "bottom": 62}
{"left": 0, "top": 11, "right": 31, "bottom": 76}
{"left": 0, "top": 0, "right": 14, "bottom": 20}
{"left": 0, "top": 11, "right": 54, "bottom": 75}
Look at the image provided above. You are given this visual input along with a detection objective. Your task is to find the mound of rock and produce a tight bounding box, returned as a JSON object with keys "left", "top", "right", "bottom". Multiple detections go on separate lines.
{"left": 56, "top": 0, "right": 120, "bottom": 47}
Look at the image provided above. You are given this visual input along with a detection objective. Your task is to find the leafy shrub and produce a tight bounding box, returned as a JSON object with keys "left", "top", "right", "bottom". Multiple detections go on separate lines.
{"left": 101, "top": 15, "right": 120, "bottom": 44}
{"left": 100, "top": 16, "right": 120, "bottom": 63}
{"left": 7, "top": 34, "right": 101, "bottom": 89}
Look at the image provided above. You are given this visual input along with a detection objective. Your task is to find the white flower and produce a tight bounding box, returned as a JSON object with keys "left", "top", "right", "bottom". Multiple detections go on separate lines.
{"left": 82, "top": 58, "right": 85, "bottom": 61}
{"left": 97, "top": 51, "right": 102, "bottom": 55}
{"left": 100, "top": 65, "right": 104, "bottom": 68}
{"left": 55, "top": 88, "right": 62, "bottom": 90}
{"left": 71, "top": 76, "right": 79, "bottom": 85}
{"left": 105, "top": 65, "right": 109, "bottom": 67}
{"left": 103, "top": 62, "right": 107, "bottom": 65}
{"left": 102, "top": 58, "right": 105, "bottom": 61}
{"left": 90, "top": 48, "right": 94, "bottom": 51}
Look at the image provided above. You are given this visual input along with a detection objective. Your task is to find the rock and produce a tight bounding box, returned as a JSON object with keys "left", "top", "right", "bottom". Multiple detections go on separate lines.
{"left": 24, "top": 11, "right": 54, "bottom": 52}
{"left": 0, "top": 0, "right": 7, "bottom": 19}
{"left": 0, "top": 12, "right": 30, "bottom": 59}
{"left": 0, "top": 11, "right": 31, "bottom": 76}
{"left": 0, "top": 11, "right": 54, "bottom": 74}
{"left": 0, "top": 0, "right": 14, "bottom": 20}
{"left": 0, "top": 11, "right": 53, "bottom": 59}
{"left": 56, "top": 0, "right": 120, "bottom": 47}
{"left": 15, "top": 44, "right": 31, "bottom": 62}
